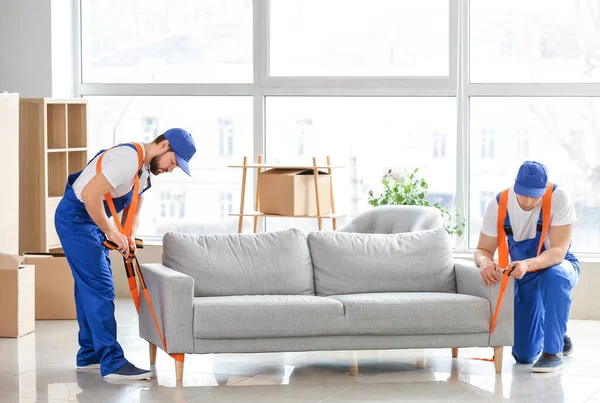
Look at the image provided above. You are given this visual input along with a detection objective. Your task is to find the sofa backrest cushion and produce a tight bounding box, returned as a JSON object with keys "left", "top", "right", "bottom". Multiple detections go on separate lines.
{"left": 307, "top": 228, "right": 456, "bottom": 296}
{"left": 162, "top": 228, "right": 315, "bottom": 297}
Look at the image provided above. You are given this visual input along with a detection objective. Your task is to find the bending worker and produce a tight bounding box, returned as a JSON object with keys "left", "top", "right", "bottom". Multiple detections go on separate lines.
{"left": 474, "top": 161, "right": 579, "bottom": 373}
{"left": 54, "top": 128, "right": 196, "bottom": 380}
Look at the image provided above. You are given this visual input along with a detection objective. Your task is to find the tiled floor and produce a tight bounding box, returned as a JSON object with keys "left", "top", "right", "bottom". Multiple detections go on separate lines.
{"left": 1, "top": 299, "right": 599, "bottom": 403}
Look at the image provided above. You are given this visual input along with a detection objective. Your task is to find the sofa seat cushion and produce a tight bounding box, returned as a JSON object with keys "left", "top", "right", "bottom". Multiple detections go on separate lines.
{"left": 193, "top": 295, "right": 345, "bottom": 339}
{"left": 328, "top": 293, "right": 490, "bottom": 336}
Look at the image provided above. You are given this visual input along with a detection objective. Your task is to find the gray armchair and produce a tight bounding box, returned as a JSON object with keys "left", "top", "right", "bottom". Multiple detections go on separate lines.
{"left": 337, "top": 205, "right": 444, "bottom": 233}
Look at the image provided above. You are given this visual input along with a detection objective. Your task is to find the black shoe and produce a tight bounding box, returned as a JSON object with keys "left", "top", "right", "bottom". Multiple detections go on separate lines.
{"left": 563, "top": 334, "right": 573, "bottom": 356}
{"left": 103, "top": 362, "right": 151, "bottom": 380}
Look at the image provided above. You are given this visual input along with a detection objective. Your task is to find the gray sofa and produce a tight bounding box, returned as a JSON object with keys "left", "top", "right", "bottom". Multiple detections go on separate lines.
{"left": 138, "top": 206, "right": 514, "bottom": 382}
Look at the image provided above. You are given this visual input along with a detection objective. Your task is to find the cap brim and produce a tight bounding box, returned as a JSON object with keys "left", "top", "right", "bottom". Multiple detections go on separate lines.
{"left": 175, "top": 153, "right": 191, "bottom": 176}
{"left": 514, "top": 182, "right": 545, "bottom": 198}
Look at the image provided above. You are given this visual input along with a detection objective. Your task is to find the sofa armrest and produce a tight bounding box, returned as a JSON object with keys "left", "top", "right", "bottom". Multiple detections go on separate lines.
{"left": 454, "top": 259, "right": 514, "bottom": 347}
{"left": 138, "top": 263, "right": 195, "bottom": 354}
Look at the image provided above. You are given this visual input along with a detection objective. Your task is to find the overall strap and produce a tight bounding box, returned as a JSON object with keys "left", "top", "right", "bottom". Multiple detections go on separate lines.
{"left": 95, "top": 143, "right": 144, "bottom": 237}
{"left": 537, "top": 182, "right": 554, "bottom": 256}
{"left": 497, "top": 189, "right": 510, "bottom": 269}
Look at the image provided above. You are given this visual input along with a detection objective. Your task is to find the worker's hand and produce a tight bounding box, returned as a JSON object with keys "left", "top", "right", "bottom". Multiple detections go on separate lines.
{"left": 507, "top": 260, "right": 529, "bottom": 279}
{"left": 125, "top": 236, "right": 137, "bottom": 263}
{"left": 479, "top": 258, "right": 501, "bottom": 287}
{"left": 107, "top": 229, "right": 129, "bottom": 259}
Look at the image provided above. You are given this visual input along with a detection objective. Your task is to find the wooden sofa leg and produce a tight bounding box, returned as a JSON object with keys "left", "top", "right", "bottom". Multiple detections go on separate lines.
{"left": 349, "top": 351, "right": 359, "bottom": 376}
{"left": 175, "top": 357, "right": 185, "bottom": 382}
{"left": 149, "top": 343, "right": 157, "bottom": 366}
{"left": 416, "top": 351, "right": 427, "bottom": 369}
{"left": 451, "top": 348, "right": 458, "bottom": 358}
{"left": 494, "top": 346, "right": 503, "bottom": 373}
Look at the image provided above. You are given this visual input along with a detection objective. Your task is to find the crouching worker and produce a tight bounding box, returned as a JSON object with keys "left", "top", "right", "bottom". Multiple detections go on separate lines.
{"left": 54, "top": 128, "right": 196, "bottom": 380}
{"left": 474, "top": 161, "right": 579, "bottom": 373}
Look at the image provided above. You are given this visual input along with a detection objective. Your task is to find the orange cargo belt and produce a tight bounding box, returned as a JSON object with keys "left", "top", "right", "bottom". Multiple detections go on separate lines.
{"left": 97, "top": 143, "right": 184, "bottom": 363}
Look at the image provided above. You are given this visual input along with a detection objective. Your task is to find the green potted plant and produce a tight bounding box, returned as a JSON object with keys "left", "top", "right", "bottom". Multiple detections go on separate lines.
{"left": 367, "top": 168, "right": 465, "bottom": 236}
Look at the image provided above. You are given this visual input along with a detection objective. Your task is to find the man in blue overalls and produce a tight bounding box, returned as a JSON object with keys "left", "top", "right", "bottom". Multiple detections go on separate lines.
{"left": 474, "top": 161, "right": 579, "bottom": 372}
{"left": 55, "top": 128, "right": 196, "bottom": 380}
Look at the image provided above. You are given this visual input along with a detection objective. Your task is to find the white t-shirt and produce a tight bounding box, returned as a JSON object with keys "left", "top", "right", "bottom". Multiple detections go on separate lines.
{"left": 481, "top": 185, "right": 577, "bottom": 249}
{"left": 72, "top": 144, "right": 151, "bottom": 202}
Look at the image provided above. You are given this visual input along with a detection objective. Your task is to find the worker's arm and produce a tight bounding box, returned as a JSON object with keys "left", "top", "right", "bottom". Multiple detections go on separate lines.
{"left": 475, "top": 232, "right": 502, "bottom": 287}
{"left": 509, "top": 224, "right": 572, "bottom": 278}
{"left": 80, "top": 172, "right": 130, "bottom": 257}
{"left": 129, "top": 196, "right": 144, "bottom": 239}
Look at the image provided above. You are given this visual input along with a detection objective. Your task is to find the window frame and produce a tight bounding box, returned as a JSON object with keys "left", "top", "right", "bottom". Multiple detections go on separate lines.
{"left": 75, "top": 0, "right": 600, "bottom": 257}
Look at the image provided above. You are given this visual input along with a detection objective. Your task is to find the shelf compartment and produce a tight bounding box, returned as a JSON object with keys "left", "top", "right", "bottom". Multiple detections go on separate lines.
{"left": 68, "top": 150, "right": 89, "bottom": 175}
{"left": 47, "top": 103, "right": 67, "bottom": 149}
{"left": 47, "top": 151, "right": 67, "bottom": 197}
{"left": 68, "top": 103, "right": 87, "bottom": 148}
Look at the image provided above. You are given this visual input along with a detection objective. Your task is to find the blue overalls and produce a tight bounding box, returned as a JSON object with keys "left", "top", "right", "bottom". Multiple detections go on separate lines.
{"left": 54, "top": 143, "right": 149, "bottom": 376}
{"left": 496, "top": 185, "right": 580, "bottom": 364}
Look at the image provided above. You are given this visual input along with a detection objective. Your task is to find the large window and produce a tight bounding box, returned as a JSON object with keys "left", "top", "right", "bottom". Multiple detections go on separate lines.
{"left": 269, "top": 0, "right": 450, "bottom": 77}
{"left": 79, "top": 0, "right": 600, "bottom": 254}
{"left": 265, "top": 97, "right": 456, "bottom": 232}
{"left": 469, "top": 97, "right": 600, "bottom": 252}
{"left": 80, "top": 0, "right": 253, "bottom": 83}
{"left": 470, "top": 0, "right": 600, "bottom": 83}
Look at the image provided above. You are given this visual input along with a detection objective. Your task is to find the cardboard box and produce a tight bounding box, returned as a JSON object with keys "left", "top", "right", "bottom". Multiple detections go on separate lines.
{"left": 0, "top": 254, "right": 35, "bottom": 337}
{"left": 258, "top": 169, "right": 332, "bottom": 216}
{"left": 23, "top": 253, "right": 77, "bottom": 320}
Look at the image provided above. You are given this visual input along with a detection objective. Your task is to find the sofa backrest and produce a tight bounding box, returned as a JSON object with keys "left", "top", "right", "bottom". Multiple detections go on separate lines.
{"left": 307, "top": 227, "right": 456, "bottom": 296}
{"left": 162, "top": 228, "right": 315, "bottom": 297}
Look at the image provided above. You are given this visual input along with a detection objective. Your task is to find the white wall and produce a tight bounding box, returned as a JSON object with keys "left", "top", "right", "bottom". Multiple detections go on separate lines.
{"left": 0, "top": 0, "right": 74, "bottom": 97}
{"left": 51, "top": 0, "right": 75, "bottom": 98}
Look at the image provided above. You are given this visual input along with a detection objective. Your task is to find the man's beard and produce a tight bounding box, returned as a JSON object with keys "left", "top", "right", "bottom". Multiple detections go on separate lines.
{"left": 150, "top": 152, "right": 166, "bottom": 175}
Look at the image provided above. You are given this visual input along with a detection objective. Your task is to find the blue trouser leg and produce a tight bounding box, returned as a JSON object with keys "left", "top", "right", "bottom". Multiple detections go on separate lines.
{"left": 539, "top": 261, "right": 579, "bottom": 355}
{"left": 57, "top": 220, "right": 128, "bottom": 376}
{"left": 72, "top": 281, "right": 98, "bottom": 366}
{"left": 512, "top": 260, "right": 579, "bottom": 363}
{"left": 512, "top": 272, "right": 544, "bottom": 363}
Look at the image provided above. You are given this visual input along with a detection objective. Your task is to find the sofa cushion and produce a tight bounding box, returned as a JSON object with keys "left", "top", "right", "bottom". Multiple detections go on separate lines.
{"left": 162, "top": 229, "right": 315, "bottom": 297}
{"left": 308, "top": 228, "right": 456, "bottom": 296}
{"left": 329, "top": 293, "right": 490, "bottom": 335}
{"left": 193, "top": 295, "right": 345, "bottom": 339}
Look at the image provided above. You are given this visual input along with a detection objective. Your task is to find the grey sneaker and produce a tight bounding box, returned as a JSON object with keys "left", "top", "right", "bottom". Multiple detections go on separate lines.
{"left": 563, "top": 335, "right": 573, "bottom": 356}
{"left": 532, "top": 353, "right": 563, "bottom": 373}
{"left": 103, "top": 362, "right": 152, "bottom": 380}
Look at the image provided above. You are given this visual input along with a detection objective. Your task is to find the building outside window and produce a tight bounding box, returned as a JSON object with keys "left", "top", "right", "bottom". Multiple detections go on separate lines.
{"left": 218, "top": 118, "right": 234, "bottom": 157}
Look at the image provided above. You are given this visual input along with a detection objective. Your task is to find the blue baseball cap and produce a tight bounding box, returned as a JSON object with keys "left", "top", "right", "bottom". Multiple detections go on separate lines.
{"left": 163, "top": 128, "right": 196, "bottom": 176}
{"left": 514, "top": 161, "right": 548, "bottom": 198}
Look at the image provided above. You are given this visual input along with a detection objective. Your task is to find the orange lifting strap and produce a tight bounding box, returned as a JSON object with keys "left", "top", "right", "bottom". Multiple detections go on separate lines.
{"left": 97, "top": 143, "right": 184, "bottom": 363}
{"left": 490, "top": 183, "right": 553, "bottom": 334}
